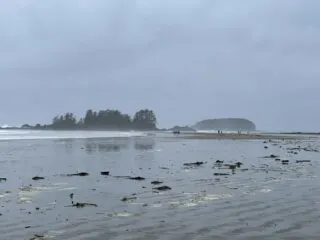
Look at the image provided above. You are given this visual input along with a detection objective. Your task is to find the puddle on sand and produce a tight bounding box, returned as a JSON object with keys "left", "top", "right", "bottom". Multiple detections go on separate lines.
{"left": 17, "top": 184, "right": 76, "bottom": 204}
{"left": 107, "top": 212, "right": 141, "bottom": 218}
{"left": 169, "top": 193, "right": 233, "bottom": 208}
{"left": 0, "top": 192, "right": 11, "bottom": 198}
{"left": 260, "top": 188, "right": 272, "bottom": 193}
{"left": 149, "top": 203, "right": 163, "bottom": 208}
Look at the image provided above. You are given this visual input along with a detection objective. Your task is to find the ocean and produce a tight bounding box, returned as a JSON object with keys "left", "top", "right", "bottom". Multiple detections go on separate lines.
{"left": 0, "top": 130, "right": 319, "bottom": 239}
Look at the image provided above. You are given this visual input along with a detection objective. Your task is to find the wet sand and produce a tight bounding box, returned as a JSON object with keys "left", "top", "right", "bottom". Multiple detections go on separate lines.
{"left": 171, "top": 132, "right": 310, "bottom": 140}
{"left": 0, "top": 131, "right": 319, "bottom": 239}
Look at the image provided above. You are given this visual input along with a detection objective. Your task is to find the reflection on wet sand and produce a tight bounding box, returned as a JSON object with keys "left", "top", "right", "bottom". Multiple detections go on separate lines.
{"left": 0, "top": 134, "right": 319, "bottom": 239}
{"left": 82, "top": 137, "right": 156, "bottom": 153}
{"left": 133, "top": 137, "right": 156, "bottom": 151}
{"left": 84, "top": 138, "right": 130, "bottom": 153}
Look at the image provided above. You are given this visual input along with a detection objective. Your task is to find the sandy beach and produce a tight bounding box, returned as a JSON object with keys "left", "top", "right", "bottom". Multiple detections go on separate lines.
{"left": 0, "top": 130, "right": 319, "bottom": 239}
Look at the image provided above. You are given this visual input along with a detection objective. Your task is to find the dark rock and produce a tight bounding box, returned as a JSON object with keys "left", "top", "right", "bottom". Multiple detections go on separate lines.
{"left": 100, "top": 171, "right": 109, "bottom": 176}
{"left": 121, "top": 196, "right": 137, "bottom": 202}
{"left": 216, "top": 160, "right": 224, "bottom": 164}
{"left": 67, "top": 172, "right": 89, "bottom": 177}
{"left": 183, "top": 161, "right": 205, "bottom": 167}
{"left": 25, "top": 226, "right": 31, "bottom": 229}
{"left": 0, "top": 178, "right": 7, "bottom": 182}
{"left": 229, "top": 165, "right": 237, "bottom": 170}
{"left": 35, "top": 207, "right": 40, "bottom": 210}
{"left": 214, "top": 173, "right": 230, "bottom": 176}
{"left": 153, "top": 186, "right": 172, "bottom": 191}
{"left": 151, "top": 181, "right": 163, "bottom": 185}
{"left": 235, "top": 162, "right": 243, "bottom": 168}
{"left": 264, "top": 146, "right": 269, "bottom": 149}
{"left": 32, "top": 176, "right": 45, "bottom": 181}
{"left": 281, "top": 160, "right": 289, "bottom": 165}
{"left": 275, "top": 158, "right": 281, "bottom": 161}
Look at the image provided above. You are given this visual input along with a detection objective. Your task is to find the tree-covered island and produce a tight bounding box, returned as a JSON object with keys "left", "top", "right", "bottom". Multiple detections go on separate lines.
{"left": 20, "top": 109, "right": 157, "bottom": 131}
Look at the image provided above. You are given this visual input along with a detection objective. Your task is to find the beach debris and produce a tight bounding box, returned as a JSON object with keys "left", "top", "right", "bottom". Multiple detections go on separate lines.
{"left": 296, "top": 160, "right": 311, "bottom": 163}
{"left": 287, "top": 146, "right": 318, "bottom": 153}
{"left": 0, "top": 178, "right": 7, "bottom": 182}
{"left": 100, "top": 171, "right": 110, "bottom": 176}
{"left": 264, "top": 146, "right": 269, "bottom": 149}
{"left": 128, "top": 176, "right": 145, "bottom": 181}
{"left": 25, "top": 226, "right": 31, "bottom": 229}
{"left": 66, "top": 172, "right": 89, "bottom": 177}
{"left": 262, "top": 154, "right": 279, "bottom": 159}
{"left": 275, "top": 158, "right": 281, "bottom": 161}
{"left": 240, "top": 168, "right": 249, "bottom": 172}
{"left": 281, "top": 160, "right": 289, "bottom": 165}
{"left": 288, "top": 151, "right": 298, "bottom": 155}
{"left": 66, "top": 193, "right": 97, "bottom": 208}
{"left": 70, "top": 202, "right": 98, "bottom": 208}
{"left": 32, "top": 176, "right": 45, "bottom": 181}
{"left": 121, "top": 196, "right": 137, "bottom": 202}
{"left": 153, "top": 186, "right": 172, "bottom": 191}
{"left": 159, "top": 167, "right": 169, "bottom": 170}
{"left": 215, "top": 160, "right": 224, "bottom": 164}
{"left": 183, "top": 161, "right": 205, "bottom": 167}
{"left": 213, "top": 173, "right": 230, "bottom": 176}
{"left": 69, "top": 193, "right": 74, "bottom": 204}
{"left": 29, "top": 234, "right": 45, "bottom": 240}
{"left": 151, "top": 181, "right": 163, "bottom": 185}
{"left": 114, "top": 176, "right": 145, "bottom": 181}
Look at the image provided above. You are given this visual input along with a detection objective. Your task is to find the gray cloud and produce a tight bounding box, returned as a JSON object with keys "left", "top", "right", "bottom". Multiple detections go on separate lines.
{"left": 0, "top": 0, "right": 320, "bottom": 131}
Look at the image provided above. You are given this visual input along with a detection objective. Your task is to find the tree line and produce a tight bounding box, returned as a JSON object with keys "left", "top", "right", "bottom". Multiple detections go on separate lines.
{"left": 24, "top": 109, "right": 157, "bottom": 130}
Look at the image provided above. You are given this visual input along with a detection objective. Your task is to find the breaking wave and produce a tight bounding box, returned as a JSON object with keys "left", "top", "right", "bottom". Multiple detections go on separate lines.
{"left": 0, "top": 130, "right": 146, "bottom": 140}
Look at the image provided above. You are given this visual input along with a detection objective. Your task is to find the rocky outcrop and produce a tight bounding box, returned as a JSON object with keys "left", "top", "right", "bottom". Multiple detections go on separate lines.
{"left": 193, "top": 118, "right": 256, "bottom": 131}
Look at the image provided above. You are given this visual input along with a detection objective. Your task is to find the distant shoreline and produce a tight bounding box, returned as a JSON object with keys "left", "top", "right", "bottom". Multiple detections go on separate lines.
{"left": 1, "top": 128, "right": 319, "bottom": 136}
{"left": 169, "top": 132, "right": 316, "bottom": 140}
{"left": 0, "top": 128, "right": 318, "bottom": 141}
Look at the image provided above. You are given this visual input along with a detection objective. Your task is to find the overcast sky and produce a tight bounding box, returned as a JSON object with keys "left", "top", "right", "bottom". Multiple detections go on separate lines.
{"left": 1, "top": 0, "right": 320, "bottom": 131}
